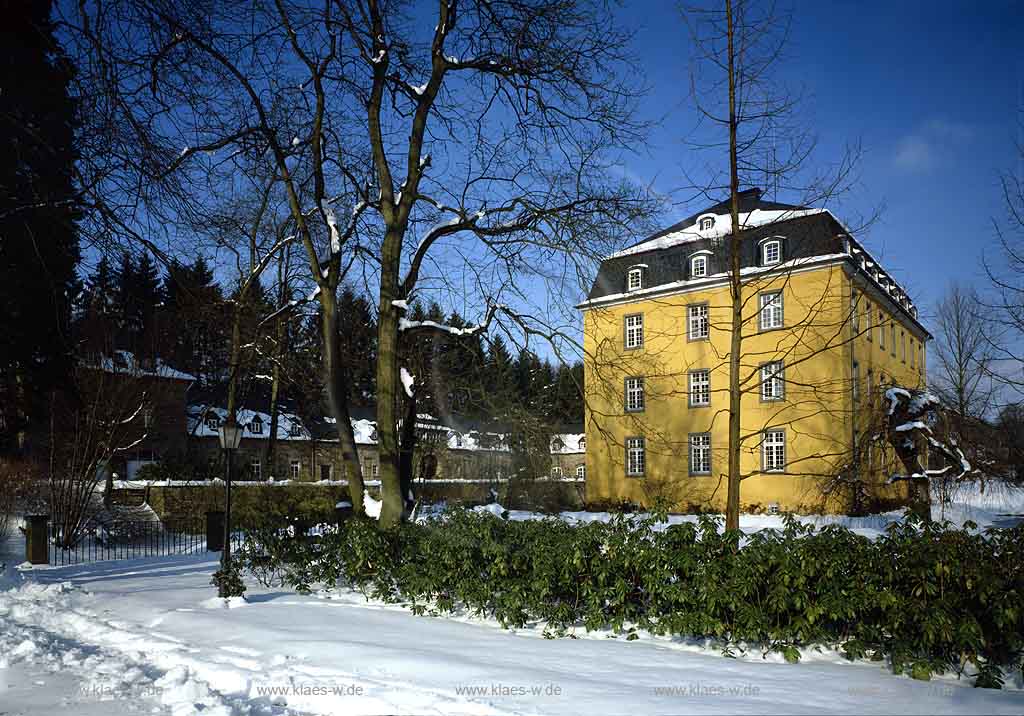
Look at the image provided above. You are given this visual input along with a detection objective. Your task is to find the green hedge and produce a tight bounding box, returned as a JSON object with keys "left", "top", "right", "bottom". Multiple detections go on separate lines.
{"left": 235, "top": 510, "right": 1024, "bottom": 687}
{"left": 143, "top": 483, "right": 349, "bottom": 526}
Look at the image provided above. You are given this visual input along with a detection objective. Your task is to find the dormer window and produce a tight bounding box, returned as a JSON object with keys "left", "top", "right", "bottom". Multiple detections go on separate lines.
{"left": 690, "top": 254, "right": 708, "bottom": 278}
{"left": 626, "top": 267, "right": 643, "bottom": 291}
{"left": 249, "top": 416, "right": 263, "bottom": 435}
{"left": 205, "top": 413, "right": 220, "bottom": 431}
{"left": 578, "top": 437, "right": 586, "bottom": 450}
{"left": 761, "top": 239, "right": 782, "bottom": 266}
{"left": 698, "top": 216, "right": 714, "bottom": 231}
{"left": 288, "top": 423, "right": 303, "bottom": 438}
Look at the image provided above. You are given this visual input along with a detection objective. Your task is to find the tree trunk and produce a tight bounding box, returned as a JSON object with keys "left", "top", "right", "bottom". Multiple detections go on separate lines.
{"left": 266, "top": 355, "right": 281, "bottom": 476}
{"left": 266, "top": 247, "right": 289, "bottom": 474}
{"left": 724, "top": 0, "right": 743, "bottom": 532}
{"left": 226, "top": 303, "right": 244, "bottom": 428}
{"left": 319, "top": 290, "right": 366, "bottom": 515}
{"left": 399, "top": 389, "right": 417, "bottom": 511}
{"left": 376, "top": 231, "right": 405, "bottom": 528}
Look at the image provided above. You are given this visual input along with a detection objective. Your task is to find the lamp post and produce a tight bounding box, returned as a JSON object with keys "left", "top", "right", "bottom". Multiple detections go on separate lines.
{"left": 217, "top": 417, "right": 243, "bottom": 597}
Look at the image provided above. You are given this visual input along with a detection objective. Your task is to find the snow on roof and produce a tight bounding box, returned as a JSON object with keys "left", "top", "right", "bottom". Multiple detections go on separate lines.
{"left": 352, "top": 419, "right": 378, "bottom": 445}
{"left": 94, "top": 351, "right": 197, "bottom": 382}
{"left": 608, "top": 208, "right": 826, "bottom": 259}
{"left": 189, "top": 403, "right": 584, "bottom": 455}
{"left": 446, "top": 429, "right": 510, "bottom": 452}
{"left": 187, "top": 405, "right": 311, "bottom": 441}
{"left": 550, "top": 433, "right": 586, "bottom": 454}
{"left": 579, "top": 253, "right": 850, "bottom": 309}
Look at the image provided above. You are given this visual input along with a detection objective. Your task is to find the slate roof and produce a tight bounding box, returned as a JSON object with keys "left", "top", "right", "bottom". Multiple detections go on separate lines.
{"left": 587, "top": 206, "right": 844, "bottom": 301}
{"left": 582, "top": 188, "right": 931, "bottom": 338}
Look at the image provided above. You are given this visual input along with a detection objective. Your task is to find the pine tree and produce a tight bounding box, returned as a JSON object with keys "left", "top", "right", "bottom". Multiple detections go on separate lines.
{"left": 0, "top": 0, "right": 81, "bottom": 454}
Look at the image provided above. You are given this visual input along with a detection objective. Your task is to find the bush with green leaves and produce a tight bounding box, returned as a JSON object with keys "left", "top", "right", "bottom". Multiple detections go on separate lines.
{"left": 234, "top": 509, "right": 1024, "bottom": 687}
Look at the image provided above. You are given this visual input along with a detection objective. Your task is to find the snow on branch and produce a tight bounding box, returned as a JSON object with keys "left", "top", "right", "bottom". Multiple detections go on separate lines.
{"left": 398, "top": 303, "right": 502, "bottom": 338}
{"left": 883, "top": 386, "right": 974, "bottom": 485}
{"left": 400, "top": 367, "right": 415, "bottom": 398}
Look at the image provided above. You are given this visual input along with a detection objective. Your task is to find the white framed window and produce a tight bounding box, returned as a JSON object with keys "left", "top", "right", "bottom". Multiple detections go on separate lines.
{"left": 762, "top": 239, "right": 782, "bottom": 265}
{"left": 699, "top": 216, "right": 714, "bottom": 231}
{"left": 576, "top": 464, "right": 586, "bottom": 479}
{"left": 625, "top": 313, "right": 643, "bottom": 349}
{"left": 689, "top": 369, "right": 710, "bottom": 407}
{"left": 627, "top": 267, "right": 643, "bottom": 292}
{"left": 763, "top": 429, "right": 786, "bottom": 472}
{"left": 852, "top": 361, "right": 860, "bottom": 403}
{"left": 251, "top": 458, "right": 262, "bottom": 480}
{"left": 690, "top": 255, "right": 707, "bottom": 278}
{"left": 759, "top": 291, "right": 783, "bottom": 330}
{"left": 551, "top": 466, "right": 563, "bottom": 478}
{"left": 687, "top": 303, "right": 709, "bottom": 340}
{"left": 290, "top": 459, "right": 300, "bottom": 479}
{"left": 625, "top": 376, "right": 645, "bottom": 412}
{"left": 761, "top": 361, "right": 785, "bottom": 401}
{"left": 626, "top": 437, "right": 645, "bottom": 476}
{"left": 578, "top": 437, "right": 586, "bottom": 450}
{"left": 689, "top": 432, "right": 711, "bottom": 475}
{"left": 249, "top": 416, "right": 263, "bottom": 435}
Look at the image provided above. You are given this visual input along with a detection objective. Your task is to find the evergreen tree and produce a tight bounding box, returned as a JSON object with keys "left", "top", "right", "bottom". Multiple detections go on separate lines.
{"left": 0, "top": 0, "right": 81, "bottom": 453}
{"left": 336, "top": 287, "right": 378, "bottom": 405}
{"left": 161, "top": 255, "right": 226, "bottom": 383}
{"left": 75, "top": 256, "right": 117, "bottom": 359}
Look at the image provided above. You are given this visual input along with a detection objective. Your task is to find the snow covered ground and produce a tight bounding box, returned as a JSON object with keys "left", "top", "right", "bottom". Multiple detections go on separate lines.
{"left": 1, "top": 483, "right": 1022, "bottom": 715}
{"left": 433, "top": 478, "right": 1024, "bottom": 539}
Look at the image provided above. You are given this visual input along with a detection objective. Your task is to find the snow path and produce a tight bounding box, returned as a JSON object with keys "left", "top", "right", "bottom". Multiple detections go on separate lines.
{"left": 2, "top": 553, "right": 1023, "bottom": 715}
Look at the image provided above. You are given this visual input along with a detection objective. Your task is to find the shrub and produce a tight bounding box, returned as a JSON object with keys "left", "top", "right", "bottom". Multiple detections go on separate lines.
{"left": 234, "top": 509, "right": 1024, "bottom": 686}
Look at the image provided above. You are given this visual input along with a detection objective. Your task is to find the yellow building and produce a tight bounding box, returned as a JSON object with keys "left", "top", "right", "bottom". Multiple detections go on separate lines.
{"left": 579, "top": 189, "right": 930, "bottom": 514}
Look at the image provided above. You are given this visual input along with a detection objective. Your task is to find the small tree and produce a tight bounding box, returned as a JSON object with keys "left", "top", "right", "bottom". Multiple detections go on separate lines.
{"left": 930, "top": 283, "right": 998, "bottom": 499}
{"left": 48, "top": 363, "right": 154, "bottom": 548}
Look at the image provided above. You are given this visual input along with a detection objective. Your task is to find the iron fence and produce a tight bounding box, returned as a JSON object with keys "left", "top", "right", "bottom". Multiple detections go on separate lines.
{"left": 47, "top": 517, "right": 241, "bottom": 566}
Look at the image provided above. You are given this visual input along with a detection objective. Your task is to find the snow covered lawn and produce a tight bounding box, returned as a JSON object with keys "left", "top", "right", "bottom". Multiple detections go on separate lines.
{"left": 2, "top": 481, "right": 1022, "bottom": 715}
{"left": 2, "top": 550, "right": 1022, "bottom": 715}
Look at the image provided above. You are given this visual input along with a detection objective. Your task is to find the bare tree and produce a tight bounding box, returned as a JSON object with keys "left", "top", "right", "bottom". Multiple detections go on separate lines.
{"left": 982, "top": 119, "right": 1024, "bottom": 400}
{"left": 62, "top": 0, "right": 652, "bottom": 527}
{"left": 929, "top": 284, "right": 998, "bottom": 498}
{"left": 677, "top": 0, "right": 870, "bottom": 527}
{"left": 48, "top": 362, "right": 154, "bottom": 548}
{"left": 61, "top": 0, "right": 373, "bottom": 514}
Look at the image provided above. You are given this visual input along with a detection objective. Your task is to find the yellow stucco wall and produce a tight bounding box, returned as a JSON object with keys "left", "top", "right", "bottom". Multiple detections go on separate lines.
{"left": 582, "top": 261, "right": 928, "bottom": 514}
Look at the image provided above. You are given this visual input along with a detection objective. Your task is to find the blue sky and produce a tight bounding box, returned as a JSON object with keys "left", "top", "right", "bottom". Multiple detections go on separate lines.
{"left": 613, "top": 0, "right": 1023, "bottom": 323}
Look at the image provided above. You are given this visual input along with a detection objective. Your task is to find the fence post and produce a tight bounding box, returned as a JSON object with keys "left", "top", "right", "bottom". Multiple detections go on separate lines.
{"left": 206, "top": 511, "right": 224, "bottom": 552}
{"left": 25, "top": 515, "right": 50, "bottom": 565}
